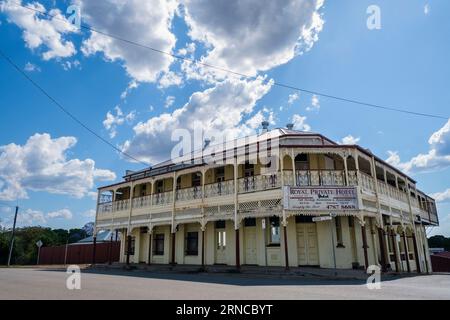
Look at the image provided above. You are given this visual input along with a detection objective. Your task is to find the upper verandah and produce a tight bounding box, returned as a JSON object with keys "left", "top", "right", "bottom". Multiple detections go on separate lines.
{"left": 98, "top": 125, "right": 417, "bottom": 190}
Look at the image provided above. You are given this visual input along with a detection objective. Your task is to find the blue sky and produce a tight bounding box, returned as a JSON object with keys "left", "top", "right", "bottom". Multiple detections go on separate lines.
{"left": 0, "top": 0, "right": 449, "bottom": 236}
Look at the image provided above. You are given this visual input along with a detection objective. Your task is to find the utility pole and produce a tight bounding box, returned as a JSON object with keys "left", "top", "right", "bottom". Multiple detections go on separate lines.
{"left": 7, "top": 206, "right": 19, "bottom": 267}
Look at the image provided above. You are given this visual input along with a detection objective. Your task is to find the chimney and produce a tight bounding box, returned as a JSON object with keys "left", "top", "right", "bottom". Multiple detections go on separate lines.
{"left": 203, "top": 138, "right": 211, "bottom": 150}
{"left": 286, "top": 123, "right": 294, "bottom": 130}
{"left": 261, "top": 121, "right": 269, "bottom": 133}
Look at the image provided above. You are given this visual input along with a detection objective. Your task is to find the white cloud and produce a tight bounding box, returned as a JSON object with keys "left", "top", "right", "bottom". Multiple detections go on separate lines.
{"left": 292, "top": 114, "right": 311, "bottom": 132}
{"left": 61, "top": 59, "right": 81, "bottom": 71}
{"left": 244, "top": 108, "right": 276, "bottom": 132}
{"left": 177, "top": 42, "right": 196, "bottom": 56}
{"left": 0, "top": 0, "right": 77, "bottom": 60}
{"left": 0, "top": 133, "right": 116, "bottom": 201}
{"left": 182, "top": 0, "right": 324, "bottom": 79}
{"left": 4, "top": 207, "right": 74, "bottom": 227}
{"left": 386, "top": 150, "right": 402, "bottom": 167}
{"left": 47, "top": 208, "right": 72, "bottom": 220}
{"left": 0, "top": 206, "right": 12, "bottom": 214}
{"left": 158, "top": 71, "right": 184, "bottom": 89}
{"left": 288, "top": 92, "right": 300, "bottom": 105}
{"left": 17, "top": 209, "right": 46, "bottom": 225}
{"left": 103, "top": 106, "right": 136, "bottom": 139}
{"left": 79, "top": 0, "right": 178, "bottom": 83}
{"left": 428, "top": 119, "right": 450, "bottom": 155}
{"left": 306, "top": 94, "right": 320, "bottom": 111}
{"left": 120, "top": 81, "right": 139, "bottom": 100}
{"left": 164, "top": 96, "right": 176, "bottom": 109}
{"left": 122, "top": 77, "right": 273, "bottom": 163}
{"left": 386, "top": 119, "right": 450, "bottom": 174}
{"left": 341, "top": 135, "right": 360, "bottom": 145}
{"left": 24, "top": 62, "right": 40, "bottom": 72}
{"left": 424, "top": 3, "right": 430, "bottom": 15}
{"left": 83, "top": 209, "right": 96, "bottom": 218}
{"left": 431, "top": 189, "right": 450, "bottom": 203}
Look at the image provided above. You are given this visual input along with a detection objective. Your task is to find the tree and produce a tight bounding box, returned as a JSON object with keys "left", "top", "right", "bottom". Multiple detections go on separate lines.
{"left": 68, "top": 228, "right": 87, "bottom": 244}
{"left": 82, "top": 222, "right": 94, "bottom": 236}
{"left": 0, "top": 231, "right": 10, "bottom": 265}
{"left": 0, "top": 226, "right": 89, "bottom": 265}
{"left": 428, "top": 235, "right": 450, "bottom": 251}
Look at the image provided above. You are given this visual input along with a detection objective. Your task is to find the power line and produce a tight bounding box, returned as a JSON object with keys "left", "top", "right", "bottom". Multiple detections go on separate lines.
{"left": 0, "top": 201, "right": 16, "bottom": 208}
{"left": 6, "top": 0, "right": 449, "bottom": 120}
{"left": 0, "top": 49, "right": 150, "bottom": 166}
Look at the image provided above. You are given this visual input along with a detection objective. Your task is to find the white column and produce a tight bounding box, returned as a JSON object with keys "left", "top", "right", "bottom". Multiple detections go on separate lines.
{"left": 343, "top": 155, "right": 349, "bottom": 186}
{"left": 126, "top": 182, "right": 134, "bottom": 235}
{"left": 234, "top": 157, "right": 239, "bottom": 230}
{"left": 171, "top": 172, "right": 177, "bottom": 233}
{"left": 405, "top": 179, "right": 416, "bottom": 226}
{"left": 370, "top": 156, "right": 384, "bottom": 228}
{"left": 291, "top": 148, "right": 296, "bottom": 186}
{"left": 280, "top": 151, "right": 287, "bottom": 226}
{"left": 94, "top": 190, "right": 101, "bottom": 237}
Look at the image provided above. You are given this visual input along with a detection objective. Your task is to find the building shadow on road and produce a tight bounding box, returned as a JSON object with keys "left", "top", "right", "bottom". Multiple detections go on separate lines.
{"left": 34, "top": 265, "right": 429, "bottom": 287}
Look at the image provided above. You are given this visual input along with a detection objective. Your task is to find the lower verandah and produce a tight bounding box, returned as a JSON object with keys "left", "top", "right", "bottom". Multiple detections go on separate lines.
{"left": 117, "top": 215, "right": 429, "bottom": 272}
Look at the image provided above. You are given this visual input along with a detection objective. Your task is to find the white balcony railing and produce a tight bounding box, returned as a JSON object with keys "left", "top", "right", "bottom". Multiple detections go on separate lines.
{"left": 152, "top": 191, "right": 173, "bottom": 206}
{"left": 113, "top": 199, "right": 130, "bottom": 212}
{"left": 176, "top": 186, "right": 202, "bottom": 202}
{"left": 238, "top": 173, "right": 281, "bottom": 193}
{"left": 283, "top": 170, "right": 349, "bottom": 187}
{"left": 96, "top": 169, "right": 438, "bottom": 225}
{"left": 359, "top": 172, "right": 375, "bottom": 193}
{"left": 132, "top": 195, "right": 152, "bottom": 209}
{"left": 205, "top": 180, "right": 234, "bottom": 198}
{"left": 98, "top": 202, "right": 113, "bottom": 215}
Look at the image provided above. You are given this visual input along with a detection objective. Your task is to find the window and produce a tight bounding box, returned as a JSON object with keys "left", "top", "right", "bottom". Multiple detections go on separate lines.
{"left": 295, "top": 215, "right": 313, "bottom": 223}
{"left": 215, "top": 167, "right": 225, "bottom": 182}
{"left": 140, "top": 184, "right": 147, "bottom": 197}
{"left": 388, "top": 233, "right": 394, "bottom": 253}
{"left": 295, "top": 154, "right": 309, "bottom": 170}
{"left": 156, "top": 180, "right": 164, "bottom": 193}
{"left": 244, "top": 162, "right": 255, "bottom": 177}
{"left": 153, "top": 234, "right": 164, "bottom": 255}
{"left": 348, "top": 216, "right": 354, "bottom": 228}
{"left": 215, "top": 220, "right": 226, "bottom": 229}
{"left": 185, "top": 232, "right": 199, "bottom": 256}
{"left": 126, "top": 236, "right": 135, "bottom": 255}
{"left": 407, "top": 236, "right": 414, "bottom": 259}
{"left": 268, "top": 217, "right": 281, "bottom": 246}
{"left": 244, "top": 218, "right": 256, "bottom": 227}
{"left": 335, "top": 217, "right": 344, "bottom": 248}
{"left": 217, "top": 231, "right": 226, "bottom": 250}
{"left": 140, "top": 226, "right": 148, "bottom": 234}
{"left": 324, "top": 156, "right": 335, "bottom": 170}
{"left": 192, "top": 173, "right": 201, "bottom": 187}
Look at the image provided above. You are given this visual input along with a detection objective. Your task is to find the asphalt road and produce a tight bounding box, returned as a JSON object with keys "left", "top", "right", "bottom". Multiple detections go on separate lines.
{"left": 1, "top": 267, "right": 449, "bottom": 300}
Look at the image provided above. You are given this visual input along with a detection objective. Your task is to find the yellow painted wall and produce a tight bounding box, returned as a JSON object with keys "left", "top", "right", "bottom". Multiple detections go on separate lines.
{"left": 225, "top": 165, "right": 234, "bottom": 181}
{"left": 121, "top": 216, "right": 426, "bottom": 271}
{"left": 164, "top": 178, "right": 173, "bottom": 192}
{"left": 151, "top": 225, "right": 171, "bottom": 264}
{"left": 205, "top": 170, "right": 214, "bottom": 184}
{"left": 179, "top": 175, "right": 191, "bottom": 189}
{"left": 283, "top": 156, "right": 293, "bottom": 171}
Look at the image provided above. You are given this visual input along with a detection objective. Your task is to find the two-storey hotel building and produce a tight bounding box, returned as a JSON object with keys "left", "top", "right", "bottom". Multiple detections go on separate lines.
{"left": 94, "top": 125, "right": 439, "bottom": 273}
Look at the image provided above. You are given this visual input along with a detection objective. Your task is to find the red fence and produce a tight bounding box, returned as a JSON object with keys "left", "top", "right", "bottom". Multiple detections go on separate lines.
{"left": 430, "top": 255, "right": 450, "bottom": 273}
{"left": 39, "top": 242, "right": 121, "bottom": 265}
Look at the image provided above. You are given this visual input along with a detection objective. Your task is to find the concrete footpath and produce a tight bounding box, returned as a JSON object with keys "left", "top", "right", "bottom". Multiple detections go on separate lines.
{"left": 91, "top": 263, "right": 419, "bottom": 281}
{"left": 1, "top": 266, "right": 449, "bottom": 300}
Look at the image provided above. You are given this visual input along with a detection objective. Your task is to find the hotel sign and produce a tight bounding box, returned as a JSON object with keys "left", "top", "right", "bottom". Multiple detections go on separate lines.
{"left": 283, "top": 186, "right": 359, "bottom": 211}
